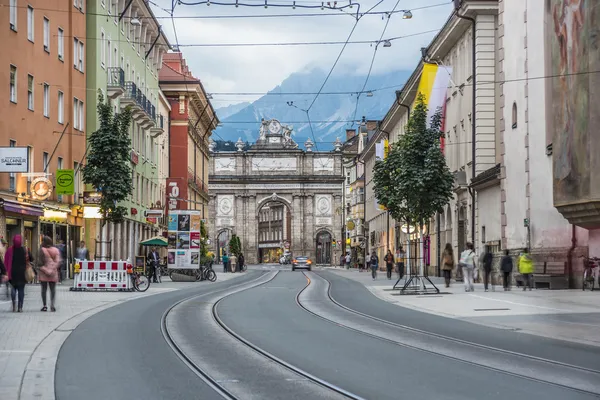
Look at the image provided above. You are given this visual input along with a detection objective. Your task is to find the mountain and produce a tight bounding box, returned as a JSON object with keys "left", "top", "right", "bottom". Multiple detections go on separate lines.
{"left": 213, "top": 68, "right": 411, "bottom": 149}
{"left": 215, "top": 101, "right": 251, "bottom": 120}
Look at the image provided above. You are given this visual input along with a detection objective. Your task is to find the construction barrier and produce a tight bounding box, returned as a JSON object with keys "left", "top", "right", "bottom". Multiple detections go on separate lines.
{"left": 71, "top": 260, "right": 132, "bottom": 291}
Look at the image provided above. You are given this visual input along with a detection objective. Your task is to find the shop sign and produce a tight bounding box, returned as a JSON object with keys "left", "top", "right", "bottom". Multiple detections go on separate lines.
{"left": 167, "top": 180, "right": 180, "bottom": 210}
{"left": 83, "top": 206, "right": 102, "bottom": 219}
{"left": 83, "top": 191, "right": 102, "bottom": 205}
{"left": 31, "top": 177, "right": 53, "bottom": 200}
{"left": 0, "top": 147, "right": 28, "bottom": 172}
{"left": 55, "top": 169, "right": 74, "bottom": 195}
{"left": 131, "top": 151, "right": 139, "bottom": 165}
{"left": 43, "top": 209, "right": 68, "bottom": 221}
{"left": 146, "top": 217, "right": 157, "bottom": 224}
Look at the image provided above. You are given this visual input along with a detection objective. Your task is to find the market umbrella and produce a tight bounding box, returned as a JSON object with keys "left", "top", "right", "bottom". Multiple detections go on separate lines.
{"left": 140, "top": 236, "right": 168, "bottom": 247}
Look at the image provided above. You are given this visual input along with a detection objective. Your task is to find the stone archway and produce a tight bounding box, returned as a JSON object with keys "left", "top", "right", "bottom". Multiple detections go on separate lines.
{"left": 256, "top": 198, "right": 292, "bottom": 263}
{"left": 315, "top": 229, "right": 333, "bottom": 265}
{"left": 216, "top": 228, "right": 232, "bottom": 263}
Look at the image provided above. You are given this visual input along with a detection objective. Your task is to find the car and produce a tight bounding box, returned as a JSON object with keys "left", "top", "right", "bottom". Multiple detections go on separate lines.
{"left": 291, "top": 256, "right": 312, "bottom": 271}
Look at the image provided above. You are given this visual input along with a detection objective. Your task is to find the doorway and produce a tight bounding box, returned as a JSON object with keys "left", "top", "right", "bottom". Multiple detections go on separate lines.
{"left": 315, "top": 231, "right": 332, "bottom": 265}
{"left": 217, "top": 229, "right": 231, "bottom": 263}
{"left": 257, "top": 201, "right": 291, "bottom": 263}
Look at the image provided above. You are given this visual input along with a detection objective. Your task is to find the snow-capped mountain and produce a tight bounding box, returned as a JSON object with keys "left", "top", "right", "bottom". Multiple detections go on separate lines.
{"left": 214, "top": 68, "right": 410, "bottom": 149}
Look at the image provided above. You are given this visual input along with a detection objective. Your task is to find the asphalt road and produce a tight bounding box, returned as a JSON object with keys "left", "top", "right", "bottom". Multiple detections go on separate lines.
{"left": 319, "top": 270, "right": 600, "bottom": 371}
{"left": 55, "top": 271, "right": 264, "bottom": 400}
{"left": 217, "top": 271, "right": 599, "bottom": 399}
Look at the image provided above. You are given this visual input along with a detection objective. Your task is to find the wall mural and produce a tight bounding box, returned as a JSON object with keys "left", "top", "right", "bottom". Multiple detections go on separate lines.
{"left": 550, "top": 0, "right": 598, "bottom": 203}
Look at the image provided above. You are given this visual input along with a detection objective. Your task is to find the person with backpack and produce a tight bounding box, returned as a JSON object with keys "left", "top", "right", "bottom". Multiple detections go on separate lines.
{"left": 459, "top": 242, "right": 477, "bottom": 292}
{"left": 4, "top": 235, "right": 32, "bottom": 312}
{"left": 38, "top": 236, "right": 61, "bottom": 312}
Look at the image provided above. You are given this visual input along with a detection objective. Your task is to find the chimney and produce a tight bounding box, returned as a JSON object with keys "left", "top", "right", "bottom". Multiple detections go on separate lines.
{"left": 345, "top": 129, "right": 356, "bottom": 141}
{"left": 366, "top": 120, "right": 378, "bottom": 131}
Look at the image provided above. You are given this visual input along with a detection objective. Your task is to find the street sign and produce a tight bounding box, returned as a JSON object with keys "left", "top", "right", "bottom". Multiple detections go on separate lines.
{"left": 55, "top": 169, "right": 74, "bottom": 195}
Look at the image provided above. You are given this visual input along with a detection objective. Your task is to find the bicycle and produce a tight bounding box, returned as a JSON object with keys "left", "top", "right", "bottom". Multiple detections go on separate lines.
{"left": 583, "top": 256, "right": 600, "bottom": 291}
{"left": 196, "top": 262, "right": 217, "bottom": 282}
{"left": 128, "top": 266, "right": 150, "bottom": 292}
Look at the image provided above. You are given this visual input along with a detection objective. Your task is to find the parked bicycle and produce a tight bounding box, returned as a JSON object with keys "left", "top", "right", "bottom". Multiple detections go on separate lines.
{"left": 582, "top": 256, "right": 600, "bottom": 291}
{"left": 128, "top": 265, "right": 150, "bottom": 292}
{"left": 195, "top": 262, "right": 217, "bottom": 282}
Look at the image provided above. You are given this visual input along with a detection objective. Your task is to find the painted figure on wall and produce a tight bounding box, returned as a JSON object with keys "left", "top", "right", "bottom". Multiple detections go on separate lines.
{"left": 550, "top": 0, "right": 596, "bottom": 202}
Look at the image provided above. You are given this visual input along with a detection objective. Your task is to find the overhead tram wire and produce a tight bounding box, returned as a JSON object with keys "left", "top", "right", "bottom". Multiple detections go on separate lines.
{"left": 350, "top": 0, "right": 402, "bottom": 126}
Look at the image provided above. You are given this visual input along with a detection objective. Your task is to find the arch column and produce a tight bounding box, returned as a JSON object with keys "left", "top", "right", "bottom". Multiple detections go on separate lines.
{"left": 292, "top": 193, "right": 304, "bottom": 256}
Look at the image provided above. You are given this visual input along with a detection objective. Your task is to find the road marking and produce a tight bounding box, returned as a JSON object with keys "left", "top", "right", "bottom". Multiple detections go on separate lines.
{"left": 468, "top": 294, "right": 567, "bottom": 312}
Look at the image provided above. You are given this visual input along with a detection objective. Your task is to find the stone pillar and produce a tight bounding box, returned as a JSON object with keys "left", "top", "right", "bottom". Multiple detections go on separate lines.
{"left": 246, "top": 195, "right": 258, "bottom": 264}
{"left": 304, "top": 194, "right": 315, "bottom": 260}
{"left": 292, "top": 193, "right": 304, "bottom": 257}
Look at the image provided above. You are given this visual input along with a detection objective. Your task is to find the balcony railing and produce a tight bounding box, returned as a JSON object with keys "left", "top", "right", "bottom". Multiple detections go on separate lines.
{"left": 122, "top": 81, "right": 158, "bottom": 126}
{"left": 107, "top": 67, "right": 125, "bottom": 99}
{"left": 188, "top": 167, "right": 209, "bottom": 195}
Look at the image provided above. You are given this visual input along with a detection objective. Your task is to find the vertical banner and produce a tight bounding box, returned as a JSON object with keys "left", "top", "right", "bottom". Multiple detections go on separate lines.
{"left": 167, "top": 209, "right": 202, "bottom": 269}
{"left": 414, "top": 63, "right": 452, "bottom": 129}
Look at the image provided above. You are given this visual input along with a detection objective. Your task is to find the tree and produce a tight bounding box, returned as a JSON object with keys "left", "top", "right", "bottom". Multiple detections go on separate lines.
{"left": 229, "top": 234, "right": 242, "bottom": 257}
{"left": 82, "top": 92, "right": 134, "bottom": 224}
{"left": 373, "top": 93, "right": 454, "bottom": 274}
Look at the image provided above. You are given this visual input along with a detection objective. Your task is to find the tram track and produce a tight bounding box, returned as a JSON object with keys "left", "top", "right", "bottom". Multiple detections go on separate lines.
{"left": 297, "top": 271, "right": 600, "bottom": 397}
{"left": 161, "top": 270, "right": 364, "bottom": 400}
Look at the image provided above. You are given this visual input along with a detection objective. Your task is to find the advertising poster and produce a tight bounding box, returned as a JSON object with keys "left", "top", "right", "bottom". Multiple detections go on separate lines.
{"left": 168, "top": 209, "right": 202, "bottom": 269}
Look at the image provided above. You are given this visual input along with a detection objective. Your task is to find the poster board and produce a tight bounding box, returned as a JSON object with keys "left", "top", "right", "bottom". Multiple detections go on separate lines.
{"left": 167, "top": 209, "right": 201, "bottom": 269}
{"left": 134, "top": 256, "right": 146, "bottom": 275}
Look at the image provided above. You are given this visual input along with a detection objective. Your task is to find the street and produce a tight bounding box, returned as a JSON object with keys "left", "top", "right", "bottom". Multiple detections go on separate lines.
{"left": 48, "top": 265, "right": 600, "bottom": 400}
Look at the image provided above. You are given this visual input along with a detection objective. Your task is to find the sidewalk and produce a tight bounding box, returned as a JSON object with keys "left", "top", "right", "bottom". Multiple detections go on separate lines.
{"left": 0, "top": 272, "right": 243, "bottom": 400}
{"left": 324, "top": 267, "right": 600, "bottom": 347}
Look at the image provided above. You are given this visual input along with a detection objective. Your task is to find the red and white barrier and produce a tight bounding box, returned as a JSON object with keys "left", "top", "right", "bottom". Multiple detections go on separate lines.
{"left": 71, "top": 260, "right": 132, "bottom": 291}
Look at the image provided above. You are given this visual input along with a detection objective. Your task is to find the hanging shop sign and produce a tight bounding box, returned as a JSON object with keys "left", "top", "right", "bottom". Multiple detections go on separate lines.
{"left": 55, "top": 169, "right": 75, "bottom": 195}
{"left": 30, "top": 177, "right": 53, "bottom": 200}
{"left": 83, "top": 191, "right": 102, "bottom": 205}
{"left": 0, "top": 147, "right": 28, "bottom": 172}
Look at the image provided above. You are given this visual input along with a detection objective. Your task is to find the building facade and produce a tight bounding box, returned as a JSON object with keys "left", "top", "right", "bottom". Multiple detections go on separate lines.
{"left": 0, "top": 0, "right": 86, "bottom": 263}
{"left": 257, "top": 203, "right": 291, "bottom": 263}
{"left": 85, "top": 0, "right": 169, "bottom": 261}
{"left": 159, "top": 52, "right": 216, "bottom": 220}
{"left": 208, "top": 119, "right": 345, "bottom": 264}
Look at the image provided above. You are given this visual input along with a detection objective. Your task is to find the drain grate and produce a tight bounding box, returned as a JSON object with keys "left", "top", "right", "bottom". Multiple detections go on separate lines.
{"left": 473, "top": 308, "right": 510, "bottom": 311}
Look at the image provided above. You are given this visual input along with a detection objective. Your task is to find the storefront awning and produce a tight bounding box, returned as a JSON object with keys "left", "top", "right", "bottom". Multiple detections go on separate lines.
{"left": 2, "top": 199, "right": 44, "bottom": 217}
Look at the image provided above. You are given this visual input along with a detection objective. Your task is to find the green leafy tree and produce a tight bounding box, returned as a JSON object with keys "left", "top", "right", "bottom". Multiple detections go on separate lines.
{"left": 229, "top": 234, "right": 242, "bottom": 257}
{"left": 373, "top": 93, "right": 454, "bottom": 273}
{"left": 82, "top": 92, "right": 134, "bottom": 224}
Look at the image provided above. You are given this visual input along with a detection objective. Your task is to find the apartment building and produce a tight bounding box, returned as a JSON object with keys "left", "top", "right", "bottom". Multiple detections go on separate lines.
{"left": 0, "top": 0, "right": 86, "bottom": 261}
{"left": 85, "top": 0, "right": 169, "bottom": 261}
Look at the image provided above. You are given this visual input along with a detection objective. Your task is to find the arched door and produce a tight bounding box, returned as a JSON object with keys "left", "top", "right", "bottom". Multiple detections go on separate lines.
{"left": 217, "top": 229, "right": 231, "bottom": 263}
{"left": 315, "top": 231, "right": 332, "bottom": 265}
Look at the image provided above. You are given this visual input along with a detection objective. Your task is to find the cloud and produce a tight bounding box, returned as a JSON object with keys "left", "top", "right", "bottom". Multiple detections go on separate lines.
{"left": 151, "top": 0, "right": 453, "bottom": 105}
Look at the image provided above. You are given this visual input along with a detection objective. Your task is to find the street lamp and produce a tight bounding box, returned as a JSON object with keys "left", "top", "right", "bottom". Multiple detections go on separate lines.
{"left": 382, "top": 40, "right": 392, "bottom": 48}
{"left": 130, "top": 17, "right": 141, "bottom": 26}
{"left": 402, "top": 10, "right": 413, "bottom": 19}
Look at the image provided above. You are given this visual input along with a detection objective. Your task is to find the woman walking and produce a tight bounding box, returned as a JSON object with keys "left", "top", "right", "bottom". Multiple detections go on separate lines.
{"left": 459, "top": 242, "right": 477, "bottom": 292}
{"left": 441, "top": 243, "right": 455, "bottom": 288}
{"left": 5, "top": 235, "right": 30, "bottom": 312}
{"left": 500, "top": 250, "right": 513, "bottom": 291}
{"left": 384, "top": 250, "right": 394, "bottom": 280}
{"left": 395, "top": 246, "right": 406, "bottom": 280}
{"left": 38, "top": 236, "right": 61, "bottom": 312}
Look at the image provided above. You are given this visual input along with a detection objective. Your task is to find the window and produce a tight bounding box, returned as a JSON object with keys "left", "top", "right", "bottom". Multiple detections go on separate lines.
{"left": 74, "top": 0, "right": 83, "bottom": 12}
{"left": 79, "top": 99, "right": 84, "bottom": 130}
{"left": 100, "top": 30, "right": 106, "bottom": 67}
{"left": 512, "top": 102, "right": 518, "bottom": 129}
{"left": 107, "top": 37, "right": 111, "bottom": 67}
{"left": 43, "top": 83, "right": 49, "bottom": 117}
{"left": 73, "top": 98, "right": 80, "bottom": 130}
{"left": 10, "top": 65, "right": 17, "bottom": 103}
{"left": 42, "top": 152, "right": 49, "bottom": 172}
{"left": 57, "top": 91, "right": 64, "bottom": 123}
{"left": 9, "top": 140, "right": 16, "bottom": 192}
{"left": 101, "top": 0, "right": 105, "bottom": 8}
{"left": 10, "top": 0, "right": 17, "bottom": 30}
{"left": 26, "top": 146, "right": 33, "bottom": 188}
{"left": 27, "top": 6, "right": 34, "bottom": 41}
{"left": 27, "top": 75, "right": 34, "bottom": 110}
{"left": 57, "top": 157, "right": 63, "bottom": 201}
{"left": 78, "top": 41, "right": 84, "bottom": 71}
{"left": 43, "top": 17, "right": 49, "bottom": 52}
{"left": 73, "top": 161, "right": 80, "bottom": 199}
{"left": 58, "top": 28, "right": 64, "bottom": 60}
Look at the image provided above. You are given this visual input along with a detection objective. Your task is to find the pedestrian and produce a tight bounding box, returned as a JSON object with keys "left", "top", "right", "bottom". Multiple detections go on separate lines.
{"left": 222, "top": 253, "right": 229, "bottom": 273}
{"left": 518, "top": 248, "right": 533, "bottom": 291}
{"left": 56, "top": 240, "right": 66, "bottom": 283}
{"left": 364, "top": 252, "right": 371, "bottom": 273}
{"left": 238, "top": 253, "right": 245, "bottom": 272}
{"left": 500, "top": 249, "right": 513, "bottom": 291}
{"left": 38, "top": 236, "right": 61, "bottom": 312}
{"left": 395, "top": 246, "right": 406, "bottom": 280}
{"left": 76, "top": 241, "right": 89, "bottom": 260}
{"left": 147, "top": 246, "right": 160, "bottom": 283}
{"left": 459, "top": 242, "right": 477, "bottom": 292}
{"left": 345, "top": 253, "right": 351, "bottom": 269}
{"left": 4, "top": 235, "right": 32, "bottom": 312}
{"left": 229, "top": 253, "right": 237, "bottom": 273}
{"left": 482, "top": 245, "right": 494, "bottom": 291}
{"left": 441, "top": 243, "right": 455, "bottom": 288}
{"left": 370, "top": 251, "right": 379, "bottom": 280}
{"left": 384, "top": 250, "right": 394, "bottom": 280}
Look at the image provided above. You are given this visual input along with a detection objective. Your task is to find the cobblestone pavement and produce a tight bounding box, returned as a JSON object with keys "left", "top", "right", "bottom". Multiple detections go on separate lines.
{"left": 324, "top": 267, "right": 600, "bottom": 347}
{"left": 0, "top": 272, "right": 243, "bottom": 400}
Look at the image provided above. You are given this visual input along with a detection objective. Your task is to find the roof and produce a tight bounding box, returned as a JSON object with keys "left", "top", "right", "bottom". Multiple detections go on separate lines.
{"left": 159, "top": 53, "right": 200, "bottom": 83}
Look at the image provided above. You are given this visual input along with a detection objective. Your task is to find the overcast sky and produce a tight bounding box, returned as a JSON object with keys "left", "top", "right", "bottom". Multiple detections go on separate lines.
{"left": 150, "top": 0, "right": 453, "bottom": 106}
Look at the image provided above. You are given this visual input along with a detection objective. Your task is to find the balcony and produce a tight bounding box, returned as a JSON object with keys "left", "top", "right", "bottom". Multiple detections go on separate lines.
{"left": 188, "top": 168, "right": 209, "bottom": 196}
{"left": 121, "top": 81, "right": 157, "bottom": 128}
{"left": 150, "top": 114, "right": 165, "bottom": 138}
{"left": 107, "top": 67, "right": 125, "bottom": 99}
